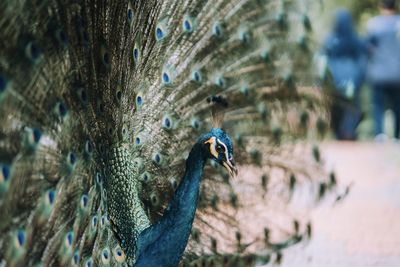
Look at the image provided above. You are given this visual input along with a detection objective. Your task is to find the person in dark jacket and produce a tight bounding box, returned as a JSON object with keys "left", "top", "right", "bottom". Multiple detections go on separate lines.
{"left": 323, "top": 9, "right": 368, "bottom": 140}
{"left": 367, "top": 0, "right": 400, "bottom": 140}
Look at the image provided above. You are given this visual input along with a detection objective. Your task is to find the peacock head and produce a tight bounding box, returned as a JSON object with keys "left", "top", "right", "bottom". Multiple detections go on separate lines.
{"left": 203, "top": 128, "right": 238, "bottom": 177}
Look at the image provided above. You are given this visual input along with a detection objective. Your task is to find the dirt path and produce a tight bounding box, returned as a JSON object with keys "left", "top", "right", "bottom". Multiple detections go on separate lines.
{"left": 278, "top": 141, "right": 400, "bottom": 267}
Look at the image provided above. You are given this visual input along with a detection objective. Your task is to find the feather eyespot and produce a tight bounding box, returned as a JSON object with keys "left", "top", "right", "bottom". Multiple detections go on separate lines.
{"left": 102, "top": 248, "right": 110, "bottom": 264}
{"left": 32, "top": 128, "right": 41, "bottom": 143}
{"left": 238, "top": 30, "right": 249, "bottom": 43}
{"left": 191, "top": 70, "right": 202, "bottom": 83}
{"left": 1, "top": 165, "right": 10, "bottom": 182}
{"left": 95, "top": 173, "right": 102, "bottom": 184}
{"left": 164, "top": 118, "right": 171, "bottom": 127}
{"left": 93, "top": 216, "right": 98, "bottom": 226}
{"left": 156, "top": 27, "right": 164, "bottom": 39}
{"left": 161, "top": 66, "right": 175, "bottom": 85}
{"left": 55, "top": 29, "right": 68, "bottom": 47}
{"left": 261, "top": 48, "right": 271, "bottom": 63}
{"left": 113, "top": 246, "right": 125, "bottom": 263}
{"left": 101, "top": 215, "right": 109, "bottom": 227}
{"left": 140, "top": 172, "right": 151, "bottom": 183}
{"left": 80, "top": 195, "right": 89, "bottom": 208}
{"left": 25, "top": 41, "right": 41, "bottom": 62}
{"left": 47, "top": 190, "right": 55, "bottom": 205}
{"left": 24, "top": 127, "right": 41, "bottom": 148}
{"left": 91, "top": 216, "right": 98, "bottom": 230}
{"left": 133, "top": 158, "right": 144, "bottom": 171}
{"left": 133, "top": 47, "right": 139, "bottom": 62}
{"left": 55, "top": 101, "right": 68, "bottom": 118}
{"left": 212, "top": 22, "right": 223, "bottom": 37}
{"left": 150, "top": 192, "right": 160, "bottom": 206}
{"left": 155, "top": 19, "right": 169, "bottom": 41}
{"left": 102, "top": 51, "right": 110, "bottom": 67}
{"left": 85, "top": 140, "right": 93, "bottom": 154}
{"left": 77, "top": 87, "right": 88, "bottom": 104}
{"left": 183, "top": 20, "right": 192, "bottom": 31}
{"left": 127, "top": 9, "right": 133, "bottom": 22}
{"left": 162, "top": 72, "right": 170, "bottom": 84}
{"left": 116, "top": 90, "right": 122, "bottom": 103}
{"left": 135, "top": 137, "right": 141, "bottom": 145}
{"left": 0, "top": 74, "right": 9, "bottom": 94}
{"left": 100, "top": 43, "right": 111, "bottom": 68}
{"left": 240, "top": 86, "right": 250, "bottom": 97}
{"left": 215, "top": 76, "right": 225, "bottom": 88}
{"left": 153, "top": 153, "right": 161, "bottom": 164}
{"left": 65, "top": 231, "right": 73, "bottom": 247}
{"left": 162, "top": 115, "right": 173, "bottom": 130}
{"left": 68, "top": 152, "right": 77, "bottom": 165}
{"left": 121, "top": 127, "right": 129, "bottom": 141}
{"left": 191, "top": 118, "right": 201, "bottom": 130}
{"left": 182, "top": 16, "right": 195, "bottom": 33}
{"left": 15, "top": 230, "right": 26, "bottom": 248}
{"left": 136, "top": 95, "right": 142, "bottom": 105}
{"left": 66, "top": 152, "right": 77, "bottom": 172}
{"left": 85, "top": 258, "right": 92, "bottom": 267}
{"left": 72, "top": 251, "right": 79, "bottom": 266}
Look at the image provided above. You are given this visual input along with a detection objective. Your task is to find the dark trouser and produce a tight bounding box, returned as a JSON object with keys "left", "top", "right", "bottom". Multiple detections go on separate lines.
{"left": 372, "top": 83, "right": 400, "bottom": 139}
{"left": 331, "top": 96, "right": 362, "bottom": 141}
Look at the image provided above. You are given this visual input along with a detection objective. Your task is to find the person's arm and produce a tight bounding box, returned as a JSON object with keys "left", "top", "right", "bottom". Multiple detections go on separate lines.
{"left": 365, "top": 19, "right": 377, "bottom": 57}
{"left": 321, "top": 36, "right": 333, "bottom": 57}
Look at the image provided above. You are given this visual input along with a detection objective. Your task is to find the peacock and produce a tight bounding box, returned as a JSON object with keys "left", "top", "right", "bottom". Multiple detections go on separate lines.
{"left": 0, "top": 0, "right": 333, "bottom": 266}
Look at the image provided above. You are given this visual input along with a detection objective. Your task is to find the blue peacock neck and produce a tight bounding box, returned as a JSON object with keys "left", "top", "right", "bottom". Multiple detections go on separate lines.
{"left": 134, "top": 139, "right": 208, "bottom": 267}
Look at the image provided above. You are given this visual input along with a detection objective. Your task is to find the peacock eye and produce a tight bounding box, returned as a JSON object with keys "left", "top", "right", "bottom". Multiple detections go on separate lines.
{"left": 216, "top": 144, "right": 224, "bottom": 153}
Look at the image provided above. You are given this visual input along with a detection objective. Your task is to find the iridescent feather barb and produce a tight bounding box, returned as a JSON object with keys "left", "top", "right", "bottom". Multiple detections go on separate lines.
{"left": 0, "top": 0, "right": 333, "bottom": 266}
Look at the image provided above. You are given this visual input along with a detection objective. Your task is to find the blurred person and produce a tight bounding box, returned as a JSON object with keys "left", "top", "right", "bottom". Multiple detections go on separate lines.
{"left": 367, "top": 0, "right": 400, "bottom": 140}
{"left": 322, "top": 9, "right": 368, "bottom": 140}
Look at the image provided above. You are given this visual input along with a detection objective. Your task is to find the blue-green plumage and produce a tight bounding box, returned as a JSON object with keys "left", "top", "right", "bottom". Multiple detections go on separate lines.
{"left": 0, "top": 0, "right": 329, "bottom": 266}
{"left": 135, "top": 142, "right": 206, "bottom": 267}
{"left": 105, "top": 129, "right": 236, "bottom": 266}
{"left": 135, "top": 129, "right": 236, "bottom": 267}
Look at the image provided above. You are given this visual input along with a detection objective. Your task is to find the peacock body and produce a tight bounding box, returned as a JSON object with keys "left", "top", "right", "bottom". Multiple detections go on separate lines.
{"left": 0, "top": 0, "right": 331, "bottom": 266}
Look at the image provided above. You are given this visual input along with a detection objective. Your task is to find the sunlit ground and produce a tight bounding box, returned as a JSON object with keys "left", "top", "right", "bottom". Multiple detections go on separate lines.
{"left": 277, "top": 141, "right": 400, "bottom": 267}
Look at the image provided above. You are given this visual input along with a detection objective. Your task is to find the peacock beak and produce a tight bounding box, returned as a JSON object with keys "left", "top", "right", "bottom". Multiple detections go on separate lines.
{"left": 222, "top": 158, "right": 238, "bottom": 178}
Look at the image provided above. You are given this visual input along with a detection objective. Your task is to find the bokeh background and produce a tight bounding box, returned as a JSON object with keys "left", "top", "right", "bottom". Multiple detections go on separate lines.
{"left": 315, "top": 0, "right": 398, "bottom": 139}
{"left": 277, "top": 1, "right": 400, "bottom": 266}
